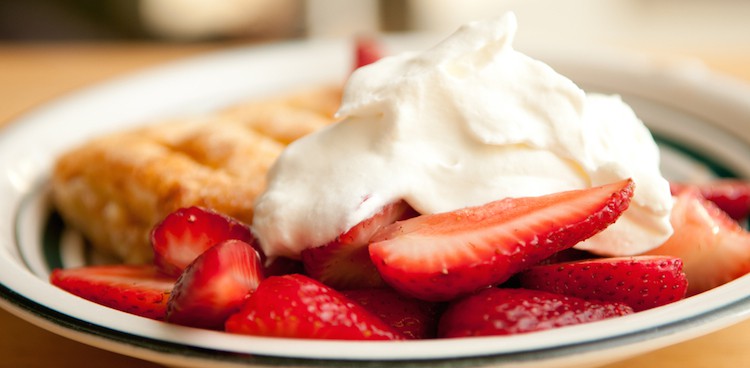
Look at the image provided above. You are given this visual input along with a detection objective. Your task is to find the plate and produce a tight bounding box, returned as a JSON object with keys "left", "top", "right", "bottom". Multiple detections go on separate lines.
{"left": 3, "top": 36, "right": 750, "bottom": 368}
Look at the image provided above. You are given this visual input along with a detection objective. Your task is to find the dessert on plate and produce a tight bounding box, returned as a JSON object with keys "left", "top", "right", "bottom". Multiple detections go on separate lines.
{"left": 49, "top": 13, "right": 750, "bottom": 340}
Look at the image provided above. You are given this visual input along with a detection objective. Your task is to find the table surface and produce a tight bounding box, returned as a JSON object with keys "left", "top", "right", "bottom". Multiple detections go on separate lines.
{"left": 1, "top": 41, "right": 750, "bottom": 368}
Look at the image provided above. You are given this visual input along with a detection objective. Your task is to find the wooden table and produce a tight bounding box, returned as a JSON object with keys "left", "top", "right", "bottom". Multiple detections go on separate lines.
{"left": 1, "top": 42, "right": 750, "bottom": 368}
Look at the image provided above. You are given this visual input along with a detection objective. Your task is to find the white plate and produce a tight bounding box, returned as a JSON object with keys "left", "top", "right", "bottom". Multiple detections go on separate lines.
{"left": 3, "top": 37, "right": 750, "bottom": 368}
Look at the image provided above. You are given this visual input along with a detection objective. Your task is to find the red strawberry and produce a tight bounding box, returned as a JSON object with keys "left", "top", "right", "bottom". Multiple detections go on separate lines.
{"left": 646, "top": 187, "right": 750, "bottom": 295}
{"left": 167, "top": 239, "right": 264, "bottom": 329}
{"left": 369, "top": 179, "right": 635, "bottom": 301}
{"left": 225, "top": 274, "right": 404, "bottom": 340}
{"left": 438, "top": 288, "right": 633, "bottom": 338}
{"left": 518, "top": 256, "right": 688, "bottom": 311}
{"left": 50, "top": 265, "right": 176, "bottom": 320}
{"left": 354, "top": 35, "right": 385, "bottom": 69}
{"left": 341, "top": 288, "right": 442, "bottom": 339}
{"left": 301, "top": 200, "right": 418, "bottom": 289}
{"left": 151, "top": 206, "right": 258, "bottom": 276}
{"left": 671, "top": 180, "right": 750, "bottom": 221}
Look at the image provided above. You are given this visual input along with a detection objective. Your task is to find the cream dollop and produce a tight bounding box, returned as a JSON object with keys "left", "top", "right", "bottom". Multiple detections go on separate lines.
{"left": 252, "top": 13, "right": 673, "bottom": 259}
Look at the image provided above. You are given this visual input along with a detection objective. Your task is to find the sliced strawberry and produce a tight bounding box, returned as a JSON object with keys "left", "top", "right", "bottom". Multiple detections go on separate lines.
{"left": 151, "top": 206, "right": 258, "bottom": 277}
{"left": 354, "top": 35, "right": 385, "bottom": 69}
{"left": 225, "top": 274, "right": 404, "bottom": 340}
{"left": 671, "top": 180, "right": 750, "bottom": 221}
{"left": 369, "top": 179, "right": 635, "bottom": 301}
{"left": 301, "top": 200, "right": 418, "bottom": 289}
{"left": 50, "top": 264, "right": 176, "bottom": 320}
{"left": 647, "top": 187, "right": 750, "bottom": 295}
{"left": 518, "top": 256, "right": 688, "bottom": 311}
{"left": 167, "top": 239, "right": 264, "bottom": 330}
{"left": 341, "top": 288, "right": 442, "bottom": 339}
{"left": 438, "top": 288, "right": 633, "bottom": 338}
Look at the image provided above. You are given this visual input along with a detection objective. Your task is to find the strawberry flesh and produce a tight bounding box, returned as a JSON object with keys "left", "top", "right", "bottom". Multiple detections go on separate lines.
{"left": 518, "top": 255, "right": 688, "bottom": 311}
{"left": 225, "top": 274, "right": 405, "bottom": 340}
{"left": 671, "top": 180, "right": 750, "bottom": 221}
{"left": 151, "top": 206, "right": 259, "bottom": 277}
{"left": 50, "top": 264, "right": 176, "bottom": 320}
{"left": 301, "top": 200, "right": 418, "bottom": 289}
{"left": 167, "top": 239, "right": 264, "bottom": 329}
{"left": 341, "top": 288, "right": 442, "bottom": 339}
{"left": 647, "top": 187, "right": 750, "bottom": 295}
{"left": 438, "top": 288, "right": 633, "bottom": 338}
{"left": 369, "top": 179, "right": 635, "bottom": 301}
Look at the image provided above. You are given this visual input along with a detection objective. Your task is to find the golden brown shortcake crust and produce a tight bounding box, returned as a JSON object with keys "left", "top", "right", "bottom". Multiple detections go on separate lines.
{"left": 51, "top": 85, "right": 342, "bottom": 263}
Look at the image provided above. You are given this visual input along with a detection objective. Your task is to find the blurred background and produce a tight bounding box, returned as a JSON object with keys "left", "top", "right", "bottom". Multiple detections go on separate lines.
{"left": 1, "top": 0, "right": 749, "bottom": 125}
{"left": 1, "top": 0, "right": 749, "bottom": 53}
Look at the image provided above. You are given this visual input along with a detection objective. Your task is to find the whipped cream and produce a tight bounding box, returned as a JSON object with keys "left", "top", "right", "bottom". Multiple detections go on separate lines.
{"left": 252, "top": 13, "right": 673, "bottom": 259}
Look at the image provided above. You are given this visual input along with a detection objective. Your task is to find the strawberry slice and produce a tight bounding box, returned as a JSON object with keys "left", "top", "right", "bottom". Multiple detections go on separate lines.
{"left": 341, "top": 288, "right": 442, "bottom": 339}
{"left": 369, "top": 179, "right": 635, "bottom": 301}
{"left": 438, "top": 288, "right": 633, "bottom": 338}
{"left": 301, "top": 200, "right": 418, "bottom": 289}
{"left": 50, "top": 264, "right": 176, "bottom": 320}
{"left": 647, "top": 187, "right": 750, "bottom": 295}
{"left": 167, "top": 239, "right": 264, "bottom": 329}
{"left": 354, "top": 35, "right": 385, "bottom": 69}
{"left": 225, "top": 274, "right": 405, "bottom": 340}
{"left": 151, "top": 206, "right": 258, "bottom": 276}
{"left": 518, "top": 256, "right": 688, "bottom": 311}
{"left": 671, "top": 180, "right": 750, "bottom": 221}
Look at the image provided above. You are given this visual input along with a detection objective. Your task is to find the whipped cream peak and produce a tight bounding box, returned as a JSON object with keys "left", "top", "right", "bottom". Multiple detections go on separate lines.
{"left": 340, "top": 13, "right": 587, "bottom": 153}
{"left": 252, "top": 12, "right": 673, "bottom": 260}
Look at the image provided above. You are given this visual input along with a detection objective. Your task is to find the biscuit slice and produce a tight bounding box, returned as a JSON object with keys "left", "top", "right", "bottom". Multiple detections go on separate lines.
{"left": 220, "top": 85, "right": 342, "bottom": 144}
{"left": 52, "top": 85, "right": 341, "bottom": 263}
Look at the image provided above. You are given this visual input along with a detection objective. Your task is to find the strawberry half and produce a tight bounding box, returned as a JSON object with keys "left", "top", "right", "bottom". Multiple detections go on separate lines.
{"left": 671, "top": 180, "right": 750, "bottom": 221}
{"left": 167, "top": 239, "right": 264, "bottom": 330}
{"left": 341, "top": 288, "right": 442, "bottom": 339}
{"left": 369, "top": 179, "right": 635, "bottom": 301}
{"left": 438, "top": 288, "right": 633, "bottom": 338}
{"left": 518, "top": 256, "right": 688, "bottom": 311}
{"left": 647, "top": 187, "right": 750, "bottom": 295}
{"left": 50, "top": 264, "right": 176, "bottom": 320}
{"left": 151, "top": 206, "right": 258, "bottom": 277}
{"left": 301, "top": 200, "right": 418, "bottom": 289}
{"left": 225, "top": 274, "right": 404, "bottom": 340}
